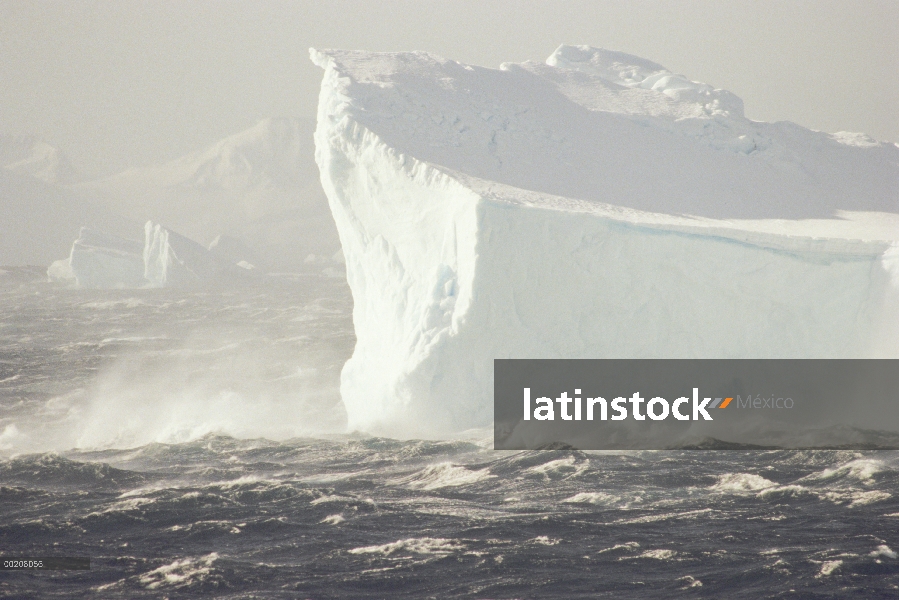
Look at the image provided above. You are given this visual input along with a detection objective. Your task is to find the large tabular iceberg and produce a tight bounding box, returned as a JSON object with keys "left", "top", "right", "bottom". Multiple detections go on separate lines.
{"left": 310, "top": 45, "right": 899, "bottom": 436}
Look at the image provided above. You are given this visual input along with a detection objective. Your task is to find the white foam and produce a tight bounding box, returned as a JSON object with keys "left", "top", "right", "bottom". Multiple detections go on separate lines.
{"left": 817, "top": 560, "right": 842, "bottom": 577}
{"left": 870, "top": 544, "right": 898, "bottom": 559}
{"left": 530, "top": 536, "right": 560, "bottom": 546}
{"left": 597, "top": 542, "right": 640, "bottom": 554}
{"left": 348, "top": 537, "right": 464, "bottom": 556}
{"left": 321, "top": 514, "right": 345, "bottom": 525}
{"left": 94, "top": 497, "right": 156, "bottom": 514}
{"left": 395, "top": 462, "right": 494, "bottom": 490}
{"left": 78, "top": 299, "right": 148, "bottom": 310}
{"left": 823, "top": 490, "right": 891, "bottom": 507}
{"left": 678, "top": 575, "right": 703, "bottom": 588}
{"left": 802, "top": 458, "right": 887, "bottom": 484}
{"left": 562, "top": 491, "right": 619, "bottom": 505}
{"left": 138, "top": 553, "right": 219, "bottom": 590}
{"left": 613, "top": 509, "right": 713, "bottom": 525}
{"left": 525, "top": 456, "right": 582, "bottom": 478}
{"left": 310, "top": 495, "right": 358, "bottom": 505}
{"left": 0, "top": 424, "right": 24, "bottom": 451}
{"left": 711, "top": 465, "right": 892, "bottom": 507}
{"left": 630, "top": 549, "right": 677, "bottom": 560}
{"left": 711, "top": 473, "right": 777, "bottom": 492}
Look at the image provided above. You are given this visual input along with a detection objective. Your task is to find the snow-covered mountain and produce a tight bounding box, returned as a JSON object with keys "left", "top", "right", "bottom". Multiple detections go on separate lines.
{"left": 0, "top": 168, "right": 130, "bottom": 267}
{"left": 0, "top": 135, "right": 108, "bottom": 267}
{"left": 1, "top": 119, "right": 339, "bottom": 271}
{"left": 0, "top": 135, "right": 76, "bottom": 184}
{"left": 76, "top": 118, "right": 340, "bottom": 271}
{"left": 310, "top": 45, "right": 899, "bottom": 436}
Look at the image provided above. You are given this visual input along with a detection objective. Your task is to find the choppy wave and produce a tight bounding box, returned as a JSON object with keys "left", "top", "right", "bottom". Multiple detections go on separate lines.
{"left": 393, "top": 462, "right": 495, "bottom": 490}
{"left": 3, "top": 274, "right": 899, "bottom": 597}
{"left": 0, "top": 436, "right": 897, "bottom": 597}
{"left": 349, "top": 537, "right": 465, "bottom": 556}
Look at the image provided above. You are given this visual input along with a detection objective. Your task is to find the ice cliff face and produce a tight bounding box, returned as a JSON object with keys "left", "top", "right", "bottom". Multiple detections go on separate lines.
{"left": 311, "top": 45, "right": 899, "bottom": 436}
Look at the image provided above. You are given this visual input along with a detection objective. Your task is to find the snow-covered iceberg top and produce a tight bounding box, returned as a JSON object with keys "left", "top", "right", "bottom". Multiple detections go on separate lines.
{"left": 311, "top": 45, "right": 899, "bottom": 437}
{"left": 311, "top": 44, "right": 897, "bottom": 222}
{"left": 545, "top": 45, "right": 745, "bottom": 117}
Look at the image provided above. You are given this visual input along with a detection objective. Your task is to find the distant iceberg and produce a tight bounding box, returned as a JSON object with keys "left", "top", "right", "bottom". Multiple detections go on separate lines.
{"left": 48, "top": 228, "right": 144, "bottom": 288}
{"left": 143, "top": 221, "right": 228, "bottom": 287}
{"left": 311, "top": 45, "right": 899, "bottom": 436}
{"left": 50, "top": 221, "right": 255, "bottom": 289}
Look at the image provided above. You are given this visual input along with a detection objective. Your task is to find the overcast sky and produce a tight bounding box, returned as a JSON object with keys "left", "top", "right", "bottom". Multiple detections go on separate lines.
{"left": 1, "top": 0, "right": 896, "bottom": 179}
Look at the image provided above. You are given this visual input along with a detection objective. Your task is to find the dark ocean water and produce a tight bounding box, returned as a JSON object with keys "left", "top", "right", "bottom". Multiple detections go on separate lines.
{"left": 1, "top": 268, "right": 898, "bottom": 598}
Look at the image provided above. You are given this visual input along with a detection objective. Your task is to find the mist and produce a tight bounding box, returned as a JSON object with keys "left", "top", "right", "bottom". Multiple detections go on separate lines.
{"left": 0, "top": 276, "right": 354, "bottom": 453}
{"left": 1, "top": 1, "right": 896, "bottom": 180}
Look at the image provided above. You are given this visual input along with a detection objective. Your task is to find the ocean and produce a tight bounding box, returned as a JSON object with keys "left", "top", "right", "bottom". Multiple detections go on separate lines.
{"left": 1, "top": 268, "right": 897, "bottom": 598}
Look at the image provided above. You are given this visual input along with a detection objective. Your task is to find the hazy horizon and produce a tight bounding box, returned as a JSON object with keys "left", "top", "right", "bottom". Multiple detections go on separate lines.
{"left": 1, "top": 0, "right": 897, "bottom": 179}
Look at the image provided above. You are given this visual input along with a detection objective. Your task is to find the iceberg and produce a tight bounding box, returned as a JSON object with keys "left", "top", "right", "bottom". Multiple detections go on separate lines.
{"left": 207, "top": 234, "right": 263, "bottom": 272}
{"left": 48, "top": 228, "right": 144, "bottom": 289}
{"left": 310, "top": 45, "right": 899, "bottom": 436}
{"left": 143, "top": 221, "right": 227, "bottom": 287}
{"left": 49, "top": 222, "right": 246, "bottom": 289}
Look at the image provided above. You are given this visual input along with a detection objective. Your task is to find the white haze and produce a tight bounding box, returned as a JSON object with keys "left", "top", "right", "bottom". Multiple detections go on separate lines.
{"left": 0, "top": 1, "right": 896, "bottom": 179}
{"left": 0, "top": 276, "right": 355, "bottom": 454}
